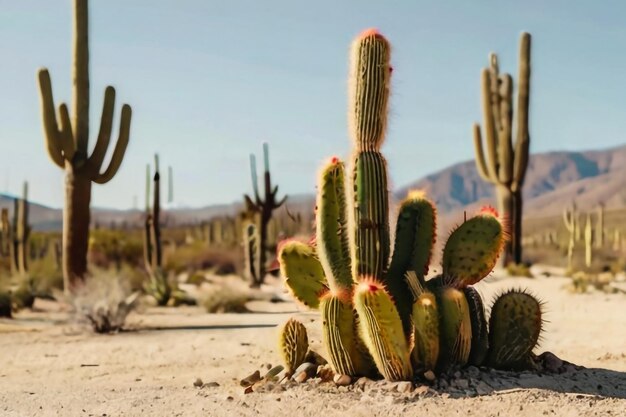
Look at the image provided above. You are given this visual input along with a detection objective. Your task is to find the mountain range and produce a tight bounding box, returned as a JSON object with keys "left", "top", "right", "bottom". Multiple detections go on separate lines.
{"left": 2, "top": 144, "right": 625, "bottom": 231}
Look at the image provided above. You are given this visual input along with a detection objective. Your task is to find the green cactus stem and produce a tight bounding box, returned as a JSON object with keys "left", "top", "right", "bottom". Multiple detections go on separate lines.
{"left": 442, "top": 207, "right": 505, "bottom": 287}
{"left": 11, "top": 182, "right": 30, "bottom": 275}
{"left": 244, "top": 142, "right": 287, "bottom": 287}
{"left": 320, "top": 291, "right": 373, "bottom": 376}
{"left": 437, "top": 287, "right": 472, "bottom": 369}
{"left": 487, "top": 290, "right": 543, "bottom": 369}
{"left": 37, "top": 0, "right": 132, "bottom": 292}
{"left": 316, "top": 158, "right": 352, "bottom": 291}
{"left": 472, "top": 32, "right": 531, "bottom": 266}
{"left": 354, "top": 280, "right": 412, "bottom": 381}
{"left": 584, "top": 212, "right": 593, "bottom": 268}
{"left": 243, "top": 223, "right": 261, "bottom": 287}
{"left": 464, "top": 287, "right": 489, "bottom": 366}
{"left": 278, "top": 241, "right": 328, "bottom": 309}
{"left": 278, "top": 318, "right": 309, "bottom": 375}
{"left": 387, "top": 191, "right": 436, "bottom": 334}
{"left": 406, "top": 272, "right": 439, "bottom": 373}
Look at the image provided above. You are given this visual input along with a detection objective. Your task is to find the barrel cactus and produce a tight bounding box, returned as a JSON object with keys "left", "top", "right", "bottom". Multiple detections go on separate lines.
{"left": 277, "top": 29, "right": 544, "bottom": 382}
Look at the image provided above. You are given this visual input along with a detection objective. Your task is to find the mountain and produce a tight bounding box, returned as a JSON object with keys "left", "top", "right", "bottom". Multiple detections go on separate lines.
{"left": 3, "top": 145, "right": 625, "bottom": 231}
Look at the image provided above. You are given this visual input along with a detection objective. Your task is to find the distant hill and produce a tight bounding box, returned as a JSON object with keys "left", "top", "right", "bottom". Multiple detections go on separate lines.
{"left": 3, "top": 145, "right": 625, "bottom": 231}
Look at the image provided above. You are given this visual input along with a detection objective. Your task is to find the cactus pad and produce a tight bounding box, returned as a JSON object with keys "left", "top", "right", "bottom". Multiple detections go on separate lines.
{"left": 410, "top": 291, "right": 440, "bottom": 373}
{"left": 442, "top": 207, "right": 505, "bottom": 287}
{"left": 316, "top": 158, "right": 353, "bottom": 291}
{"left": 354, "top": 280, "right": 412, "bottom": 381}
{"left": 278, "top": 318, "right": 309, "bottom": 375}
{"left": 320, "top": 292, "right": 373, "bottom": 376}
{"left": 437, "top": 287, "right": 472, "bottom": 369}
{"left": 279, "top": 241, "right": 328, "bottom": 309}
{"left": 464, "top": 286, "right": 489, "bottom": 366}
{"left": 487, "top": 290, "right": 542, "bottom": 369}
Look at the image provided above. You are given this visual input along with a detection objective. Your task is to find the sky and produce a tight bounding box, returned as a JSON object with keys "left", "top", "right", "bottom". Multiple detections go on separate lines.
{"left": 0, "top": 1, "right": 625, "bottom": 209}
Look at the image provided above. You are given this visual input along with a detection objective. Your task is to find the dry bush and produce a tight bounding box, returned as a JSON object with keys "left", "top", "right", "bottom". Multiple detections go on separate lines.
{"left": 165, "top": 243, "right": 240, "bottom": 275}
{"left": 73, "top": 271, "right": 139, "bottom": 333}
{"left": 88, "top": 229, "right": 143, "bottom": 269}
{"left": 506, "top": 262, "right": 534, "bottom": 278}
{"left": 201, "top": 279, "right": 252, "bottom": 313}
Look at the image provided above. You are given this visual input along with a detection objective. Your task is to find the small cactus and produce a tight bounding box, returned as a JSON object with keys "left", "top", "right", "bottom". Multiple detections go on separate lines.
{"left": 278, "top": 318, "right": 309, "bottom": 375}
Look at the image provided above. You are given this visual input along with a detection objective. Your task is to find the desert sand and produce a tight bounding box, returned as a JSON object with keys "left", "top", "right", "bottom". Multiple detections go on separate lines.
{"left": 1, "top": 272, "right": 625, "bottom": 417}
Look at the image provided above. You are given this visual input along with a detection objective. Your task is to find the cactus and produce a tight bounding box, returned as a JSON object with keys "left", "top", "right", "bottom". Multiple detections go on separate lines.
{"left": 276, "top": 29, "right": 544, "bottom": 382}
{"left": 243, "top": 223, "right": 260, "bottom": 286}
{"left": 143, "top": 155, "right": 170, "bottom": 306}
{"left": 37, "top": 0, "right": 132, "bottom": 292}
{"left": 278, "top": 318, "right": 309, "bottom": 375}
{"left": 12, "top": 182, "right": 30, "bottom": 275}
{"left": 473, "top": 32, "right": 531, "bottom": 266}
{"left": 487, "top": 290, "right": 543, "bottom": 369}
{"left": 584, "top": 212, "right": 593, "bottom": 268}
{"left": 562, "top": 202, "right": 578, "bottom": 270}
{"left": 595, "top": 203, "right": 604, "bottom": 249}
{"left": 243, "top": 143, "right": 287, "bottom": 287}
{"left": 0, "top": 209, "right": 10, "bottom": 259}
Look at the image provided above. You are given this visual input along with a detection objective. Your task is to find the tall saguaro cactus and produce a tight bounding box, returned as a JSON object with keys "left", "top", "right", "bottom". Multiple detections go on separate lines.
{"left": 37, "top": 0, "right": 132, "bottom": 291}
{"left": 243, "top": 143, "right": 287, "bottom": 287}
{"left": 473, "top": 32, "right": 531, "bottom": 266}
{"left": 12, "top": 182, "right": 30, "bottom": 275}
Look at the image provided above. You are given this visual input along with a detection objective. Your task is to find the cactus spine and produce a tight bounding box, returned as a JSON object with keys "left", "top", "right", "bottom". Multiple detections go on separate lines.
{"left": 473, "top": 32, "right": 531, "bottom": 267}
{"left": 37, "top": 0, "right": 132, "bottom": 292}
{"left": 243, "top": 143, "right": 287, "bottom": 287}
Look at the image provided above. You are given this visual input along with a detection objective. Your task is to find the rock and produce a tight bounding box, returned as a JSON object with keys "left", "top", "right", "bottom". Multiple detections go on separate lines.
{"left": 333, "top": 374, "right": 351, "bottom": 386}
{"left": 293, "top": 371, "right": 309, "bottom": 383}
{"left": 474, "top": 380, "right": 492, "bottom": 396}
{"left": 205, "top": 382, "right": 220, "bottom": 388}
{"left": 244, "top": 386, "right": 253, "bottom": 394}
{"left": 240, "top": 370, "right": 261, "bottom": 387}
{"left": 423, "top": 370, "right": 436, "bottom": 381}
{"left": 455, "top": 378, "right": 469, "bottom": 389}
{"left": 316, "top": 364, "right": 335, "bottom": 382}
{"left": 539, "top": 351, "right": 563, "bottom": 373}
{"left": 292, "top": 362, "right": 317, "bottom": 380}
{"left": 264, "top": 365, "right": 284, "bottom": 381}
{"left": 414, "top": 385, "right": 430, "bottom": 396}
{"left": 193, "top": 378, "right": 203, "bottom": 388}
{"left": 354, "top": 377, "right": 374, "bottom": 390}
{"left": 396, "top": 381, "right": 413, "bottom": 393}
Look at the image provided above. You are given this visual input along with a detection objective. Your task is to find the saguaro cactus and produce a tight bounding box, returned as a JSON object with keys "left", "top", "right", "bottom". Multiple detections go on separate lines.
{"left": 584, "top": 212, "right": 592, "bottom": 268}
{"left": 243, "top": 143, "right": 287, "bottom": 287}
{"left": 144, "top": 155, "right": 162, "bottom": 271}
{"left": 37, "top": 0, "right": 132, "bottom": 291}
{"left": 562, "top": 202, "right": 578, "bottom": 270}
{"left": 12, "top": 182, "right": 30, "bottom": 275}
{"left": 595, "top": 203, "right": 604, "bottom": 249}
{"left": 473, "top": 32, "right": 531, "bottom": 266}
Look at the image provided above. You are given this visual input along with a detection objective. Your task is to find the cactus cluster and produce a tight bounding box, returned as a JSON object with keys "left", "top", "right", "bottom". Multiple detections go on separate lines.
{"left": 277, "top": 29, "right": 544, "bottom": 382}
{"left": 0, "top": 182, "right": 31, "bottom": 276}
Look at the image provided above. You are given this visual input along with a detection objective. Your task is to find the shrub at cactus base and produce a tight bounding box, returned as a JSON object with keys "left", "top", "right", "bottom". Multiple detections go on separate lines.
{"left": 276, "top": 29, "right": 544, "bottom": 382}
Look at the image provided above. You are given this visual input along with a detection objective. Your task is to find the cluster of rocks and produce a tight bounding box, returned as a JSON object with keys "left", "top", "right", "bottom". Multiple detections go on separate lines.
{"left": 228, "top": 351, "right": 586, "bottom": 398}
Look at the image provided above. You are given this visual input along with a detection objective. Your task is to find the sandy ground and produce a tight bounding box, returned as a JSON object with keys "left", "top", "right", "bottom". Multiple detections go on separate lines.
{"left": 1, "top": 274, "right": 625, "bottom": 417}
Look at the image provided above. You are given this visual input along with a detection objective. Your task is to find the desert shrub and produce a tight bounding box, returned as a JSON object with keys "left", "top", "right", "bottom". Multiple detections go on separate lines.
{"left": 186, "top": 272, "right": 206, "bottom": 286}
{"left": 570, "top": 270, "right": 617, "bottom": 294}
{"left": 202, "top": 282, "right": 251, "bottom": 313}
{"left": 28, "top": 256, "right": 63, "bottom": 296}
{"left": 88, "top": 229, "right": 144, "bottom": 269}
{"left": 506, "top": 262, "right": 534, "bottom": 278}
{"left": 144, "top": 268, "right": 172, "bottom": 307}
{"left": 73, "top": 271, "right": 139, "bottom": 333}
{"left": 11, "top": 277, "right": 35, "bottom": 309}
{"left": 164, "top": 243, "right": 239, "bottom": 275}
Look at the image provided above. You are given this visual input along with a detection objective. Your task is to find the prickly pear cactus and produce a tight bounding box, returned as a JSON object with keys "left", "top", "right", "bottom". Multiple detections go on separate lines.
{"left": 278, "top": 318, "right": 309, "bottom": 375}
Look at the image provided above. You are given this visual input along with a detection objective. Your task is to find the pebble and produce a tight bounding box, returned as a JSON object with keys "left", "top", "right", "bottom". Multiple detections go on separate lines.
{"left": 455, "top": 379, "right": 469, "bottom": 389}
{"left": 354, "top": 377, "right": 374, "bottom": 390}
{"left": 193, "top": 378, "right": 203, "bottom": 388}
{"left": 316, "top": 364, "right": 335, "bottom": 382}
{"left": 333, "top": 374, "right": 351, "bottom": 386}
{"left": 396, "top": 381, "right": 413, "bottom": 393}
{"left": 205, "top": 382, "right": 220, "bottom": 388}
{"left": 423, "top": 370, "right": 436, "bottom": 381}
{"left": 240, "top": 370, "right": 261, "bottom": 387}
{"left": 293, "top": 371, "right": 309, "bottom": 383}
{"left": 292, "top": 362, "right": 317, "bottom": 380}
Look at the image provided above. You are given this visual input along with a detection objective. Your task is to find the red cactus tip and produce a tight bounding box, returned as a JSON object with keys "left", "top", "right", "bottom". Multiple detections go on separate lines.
{"left": 330, "top": 156, "right": 340, "bottom": 164}
{"left": 479, "top": 205, "right": 499, "bottom": 218}
{"left": 358, "top": 28, "right": 380, "bottom": 38}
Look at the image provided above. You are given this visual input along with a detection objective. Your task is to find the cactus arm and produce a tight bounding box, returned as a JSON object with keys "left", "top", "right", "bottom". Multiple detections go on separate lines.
{"left": 316, "top": 158, "right": 353, "bottom": 291}
{"left": 472, "top": 124, "right": 493, "bottom": 182}
{"left": 37, "top": 69, "right": 68, "bottom": 168}
{"left": 479, "top": 68, "right": 500, "bottom": 182}
{"left": 512, "top": 32, "right": 531, "bottom": 192}
{"left": 354, "top": 280, "right": 412, "bottom": 381}
{"left": 442, "top": 207, "right": 505, "bottom": 287}
{"left": 348, "top": 29, "right": 391, "bottom": 152}
{"left": 278, "top": 241, "right": 328, "bottom": 309}
{"left": 86, "top": 86, "right": 116, "bottom": 174}
{"left": 92, "top": 104, "right": 131, "bottom": 184}
{"left": 57, "top": 104, "right": 76, "bottom": 161}
{"left": 497, "top": 74, "right": 513, "bottom": 185}
{"left": 437, "top": 287, "right": 472, "bottom": 369}
{"left": 249, "top": 153, "right": 261, "bottom": 205}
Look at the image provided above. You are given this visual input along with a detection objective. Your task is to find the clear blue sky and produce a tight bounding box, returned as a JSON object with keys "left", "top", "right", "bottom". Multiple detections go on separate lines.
{"left": 1, "top": 0, "right": 625, "bottom": 209}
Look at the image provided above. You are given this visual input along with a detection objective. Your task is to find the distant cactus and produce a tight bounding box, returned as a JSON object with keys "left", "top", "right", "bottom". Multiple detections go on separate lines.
{"left": 12, "top": 182, "right": 30, "bottom": 276}
{"left": 37, "top": 0, "right": 132, "bottom": 292}
{"left": 562, "top": 202, "right": 579, "bottom": 270}
{"left": 472, "top": 32, "right": 531, "bottom": 266}
{"left": 584, "top": 212, "right": 593, "bottom": 268}
{"left": 276, "top": 30, "right": 543, "bottom": 381}
{"left": 243, "top": 143, "right": 287, "bottom": 287}
{"left": 595, "top": 203, "right": 604, "bottom": 249}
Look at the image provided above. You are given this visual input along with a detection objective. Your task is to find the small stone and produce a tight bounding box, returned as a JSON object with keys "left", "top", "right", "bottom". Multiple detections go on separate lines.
{"left": 293, "top": 371, "right": 309, "bottom": 383}
{"left": 423, "top": 370, "right": 436, "bottom": 381}
{"left": 475, "top": 380, "right": 491, "bottom": 396}
{"left": 455, "top": 379, "right": 469, "bottom": 389}
{"left": 292, "top": 362, "right": 317, "bottom": 380}
{"left": 453, "top": 371, "right": 462, "bottom": 379}
{"left": 226, "top": 396, "right": 234, "bottom": 401}
{"left": 414, "top": 385, "right": 430, "bottom": 396}
{"left": 333, "top": 374, "right": 351, "bottom": 386}
{"left": 354, "top": 377, "right": 374, "bottom": 390}
{"left": 396, "top": 381, "right": 413, "bottom": 393}
{"left": 540, "top": 351, "right": 563, "bottom": 373}
{"left": 244, "top": 386, "right": 253, "bottom": 394}
{"left": 193, "top": 378, "right": 203, "bottom": 388}
{"left": 316, "top": 364, "right": 335, "bottom": 382}
{"left": 240, "top": 370, "right": 261, "bottom": 387}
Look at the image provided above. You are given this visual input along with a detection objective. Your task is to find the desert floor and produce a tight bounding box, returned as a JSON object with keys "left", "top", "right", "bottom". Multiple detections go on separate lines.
{"left": 1, "top": 273, "right": 625, "bottom": 417}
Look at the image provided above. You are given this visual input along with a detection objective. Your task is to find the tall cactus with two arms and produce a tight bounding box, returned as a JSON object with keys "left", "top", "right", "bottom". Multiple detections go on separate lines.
{"left": 472, "top": 33, "right": 531, "bottom": 266}
{"left": 278, "top": 30, "right": 544, "bottom": 382}
{"left": 37, "top": 0, "right": 132, "bottom": 291}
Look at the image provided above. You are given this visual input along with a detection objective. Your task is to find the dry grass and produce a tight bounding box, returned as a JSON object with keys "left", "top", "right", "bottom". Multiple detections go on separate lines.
{"left": 200, "top": 278, "right": 253, "bottom": 313}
